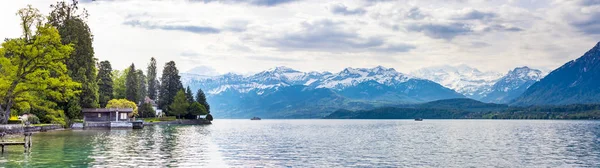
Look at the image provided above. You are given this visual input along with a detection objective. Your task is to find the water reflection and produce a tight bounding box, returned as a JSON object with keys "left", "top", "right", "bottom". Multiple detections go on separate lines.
{"left": 0, "top": 120, "right": 599, "bottom": 167}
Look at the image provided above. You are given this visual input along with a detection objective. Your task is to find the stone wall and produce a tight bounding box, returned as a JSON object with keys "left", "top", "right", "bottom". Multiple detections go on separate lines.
{"left": 0, "top": 124, "right": 63, "bottom": 134}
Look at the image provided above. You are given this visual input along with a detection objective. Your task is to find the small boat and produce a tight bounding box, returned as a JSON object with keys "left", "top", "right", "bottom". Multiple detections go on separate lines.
{"left": 251, "top": 117, "right": 261, "bottom": 120}
{"left": 414, "top": 118, "right": 423, "bottom": 121}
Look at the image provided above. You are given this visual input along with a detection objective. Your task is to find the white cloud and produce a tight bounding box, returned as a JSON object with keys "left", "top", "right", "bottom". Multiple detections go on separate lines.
{"left": 0, "top": 0, "right": 598, "bottom": 75}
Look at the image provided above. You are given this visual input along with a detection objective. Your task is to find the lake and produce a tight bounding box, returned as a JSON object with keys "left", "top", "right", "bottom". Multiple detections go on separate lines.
{"left": 1, "top": 120, "right": 600, "bottom": 167}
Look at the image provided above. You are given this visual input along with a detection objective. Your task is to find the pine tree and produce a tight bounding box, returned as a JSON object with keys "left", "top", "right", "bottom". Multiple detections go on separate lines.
{"left": 158, "top": 61, "right": 183, "bottom": 112}
{"left": 195, "top": 88, "right": 210, "bottom": 114}
{"left": 125, "top": 64, "right": 139, "bottom": 103}
{"left": 185, "top": 86, "right": 194, "bottom": 103}
{"left": 48, "top": 0, "right": 99, "bottom": 108}
{"left": 147, "top": 57, "right": 158, "bottom": 100}
{"left": 137, "top": 69, "right": 147, "bottom": 101}
{"left": 169, "top": 90, "right": 189, "bottom": 119}
{"left": 97, "top": 60, "right": 113, "bottom": 108}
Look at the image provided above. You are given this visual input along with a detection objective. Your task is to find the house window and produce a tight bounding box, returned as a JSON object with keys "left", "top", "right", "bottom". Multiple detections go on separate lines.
{"left": 120, "top": 113, "right": 127, "bottom": 120}
{"left": 98, "top": 113, "right": 101, "bottom": 118}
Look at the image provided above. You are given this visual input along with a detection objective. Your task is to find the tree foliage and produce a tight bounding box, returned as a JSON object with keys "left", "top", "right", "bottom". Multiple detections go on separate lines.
{"left": 112, "top": 69, "right": 126, "bottom": 99}
{"left": 147, "top": 57, "right": 157, "bottom": 100}
{"left": 169, "top": 90, "right": 189, "bottom": 118}
{"left": 189, "top": 102, "right": 208, "bottom": 116}
{"left": 0, "top": 5, "right": 80, "bottom": 124}
{"left": 97, "top": 60, "right": 113, "bottom": 107}
{"left": 195, "top": 88, "right": 210, "bottom": 113}
{"left": 158, "top": 61, "right": 182, "bottom": 112}
{"left": 185, "top": 86, "right": 194, "bottom": 103}
{"left": 137, "top": 69, "right": 147, "bottom": 102}
{"left": 125, "top": 64, "right": 139, "bottom": 103}
{"left": 138, "top": 102, "right": 155, "bottom": 118}
{"left": 48, "top": 0, "right": 99, "bottom": 109}
{"left": 106, "top": 99, "right": 138, "bottom": 117}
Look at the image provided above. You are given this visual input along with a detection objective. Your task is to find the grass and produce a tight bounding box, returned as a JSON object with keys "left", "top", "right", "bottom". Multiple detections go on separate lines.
{"left": 142, "top": 116, "right": 177, "bottom": 122}
{"left": 31, "top": 124, "right": 57, "bottom": 126}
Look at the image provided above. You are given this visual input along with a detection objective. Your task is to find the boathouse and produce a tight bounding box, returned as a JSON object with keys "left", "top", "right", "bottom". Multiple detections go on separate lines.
{"left": 82, "top": 108, "right": 133, "bottom": 122}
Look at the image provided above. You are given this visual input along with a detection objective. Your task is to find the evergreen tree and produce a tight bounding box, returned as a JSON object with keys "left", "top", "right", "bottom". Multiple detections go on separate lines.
{"left": 158, "top": 61, "right": 183, "bottom": 112}
{"left": 137, "top": 69, "right": 147, "bottom": 101}
{"left": 185, "top": 86, "right": 194, "bottom": 103}
{"left": 169, "top": 90, "right": 189, "bottom": 119}
{"left": 147, "top": 57, "right": 158, "bottom": 100}
{"left": 48, "top": 0, "right": 99, "bottom": 108}
{"left": 125, "top": 64, "right": 139, "bottom": 103}
{"left": 97, "top": 60, "right": 113, "bottom": 108}
{"left": 195, "top": 88, "right": 211, "bottom": 114}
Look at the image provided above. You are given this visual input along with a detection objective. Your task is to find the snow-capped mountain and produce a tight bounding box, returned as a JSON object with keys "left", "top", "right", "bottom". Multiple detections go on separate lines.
{"left": 184, "top": 66, "right": 463, "bottom": 118}
{"left": 411, "top": 64, "right": 504, "bottom": 100}
{"left": 513, "top": 41, "right": 600, "bottom": 105}
{"left": 314, "top": 66, "right": 412, "bottom": 90}
{"left": 480, "top": 67, "right": 544, "bottom": 103}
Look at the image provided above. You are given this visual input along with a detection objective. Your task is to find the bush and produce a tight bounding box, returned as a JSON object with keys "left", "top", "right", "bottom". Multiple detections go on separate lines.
{"left": 28, "top": 115, "right": 40, "bottom": 124}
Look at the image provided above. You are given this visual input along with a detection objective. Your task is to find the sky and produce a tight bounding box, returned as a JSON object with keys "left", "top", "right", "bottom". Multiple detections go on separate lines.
{"left": 1, "top": 0, "right": 599, "bottom": 75}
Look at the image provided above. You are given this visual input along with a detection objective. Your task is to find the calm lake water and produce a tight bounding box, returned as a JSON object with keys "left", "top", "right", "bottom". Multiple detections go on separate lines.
{"left": 1, "top": 120, "right": 600, "bottom": 167}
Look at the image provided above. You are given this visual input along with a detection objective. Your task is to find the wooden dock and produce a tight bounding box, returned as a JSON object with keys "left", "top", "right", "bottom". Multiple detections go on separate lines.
{"left": 0, "top": 132, "right": 32, "bottom": 153}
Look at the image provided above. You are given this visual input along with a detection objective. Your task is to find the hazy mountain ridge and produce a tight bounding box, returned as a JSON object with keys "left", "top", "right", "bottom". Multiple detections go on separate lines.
{"left": 411, "top": 64, "right": 504, "bottom": 100}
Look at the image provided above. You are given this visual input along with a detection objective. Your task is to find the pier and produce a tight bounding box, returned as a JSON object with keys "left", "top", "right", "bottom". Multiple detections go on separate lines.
{"left": 0, "top": 132, "right": 32, "bottom": 153}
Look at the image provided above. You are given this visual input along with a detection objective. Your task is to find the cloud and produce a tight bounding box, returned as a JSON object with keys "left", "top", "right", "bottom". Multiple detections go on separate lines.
{"left": 405, "top": 7, "right": 427, "bottom": 20}
{"left": 224, "top": 20, "right": 250, "bottom": 32}
{"left": 329, "top": 3, "right": 366, "bottom": 16}
{"left": 557, "top": 0, "right": 600, "bottom": 35}
{"left": 247, "top": 55, "right": 301, "bottom": 62}
{"left": 452, "top": 9, "right": 497, "bottom": 20}
{"left": 483, "top": 24, "right": 523, "bottom": 32}
{"left": 180, "top": 51, "right": 202, "bottom": 57}
{"left": 262, "top": 19, "right": 414, "bottom": 53}
{"left": 123, "top": 20, "right": 220, "bottom": 34}
{"left": 195, "top": 0, "right": 298, "bottom": 6}
{"left": 406, "top": 22, "right": 473, "bottom": 40}
{"left": 374, "top": 44, "right": 417, "bottom": 53}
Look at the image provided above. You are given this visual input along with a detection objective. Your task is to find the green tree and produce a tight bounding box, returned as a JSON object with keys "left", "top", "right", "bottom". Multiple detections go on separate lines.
{"left": 185, "top": 86, "right": 194, "bottom": 103}
{"left": 0, "top": 6, "right": 80, "bottom": 124}
{"left": 188, "top": 102, "right": 208, "bottom": 117}
{"left": 97, "top": 60, "right": 113, "bottom": 107}
{"left": 125, "top": 64, "right": 139, "bottom": 103}
{"left": 137, "top": 69, "right": 147, "bottom": 101}
{"left": 195, "top": 88, "right": 210, "bottom": 113}
{"left": 106, "top": 99, "right": 138, "bottom": 117}
{"left": 158, "top": 61, "right": 183, "bottom": 112}
{"left": 169, "top": 90, "right": 189, "bottom": 119}
{"left": 138, "top": 102, "right": 155, "bottom": 118}
{"left": 48, "top": 0, "right": 99, "bottom": 109}
{"left": 111, "top": 69, "right": 127, "bottom": 99}
{"left": 147, "top": 57, "right": 157, "bottom": 100}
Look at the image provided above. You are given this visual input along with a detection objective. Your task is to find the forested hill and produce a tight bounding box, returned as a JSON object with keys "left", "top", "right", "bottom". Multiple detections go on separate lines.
{"left": 325, "top": 99, "right": 600, "bottom": 119}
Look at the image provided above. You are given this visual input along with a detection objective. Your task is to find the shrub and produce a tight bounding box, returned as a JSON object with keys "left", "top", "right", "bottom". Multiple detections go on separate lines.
{"left": 28, "top": 115, "right": 40, "bottom": 124}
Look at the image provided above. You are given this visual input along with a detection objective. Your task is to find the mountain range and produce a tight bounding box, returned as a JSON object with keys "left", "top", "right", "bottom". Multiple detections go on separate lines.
{"left": 183, "top": 65, "right": 541, "bottom": 118}
{"left": 182, "top": 41, "right": 600, "bottom": 118}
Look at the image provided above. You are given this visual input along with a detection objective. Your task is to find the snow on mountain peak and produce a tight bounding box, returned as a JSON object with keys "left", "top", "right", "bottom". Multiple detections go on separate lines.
{"left": 317, "top": 66, "right": 412, "bottom": 90}
{"left": 411, "top": 65, "right": 503, "bottom": 98}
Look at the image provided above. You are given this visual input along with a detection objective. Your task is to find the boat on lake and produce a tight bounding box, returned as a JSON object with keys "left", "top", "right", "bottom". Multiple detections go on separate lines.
{"left": 251, "top": 117, "right": 261, "bottom": 120}
{"left": 414, "top": 118, "right": 423, "bottom": 121}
